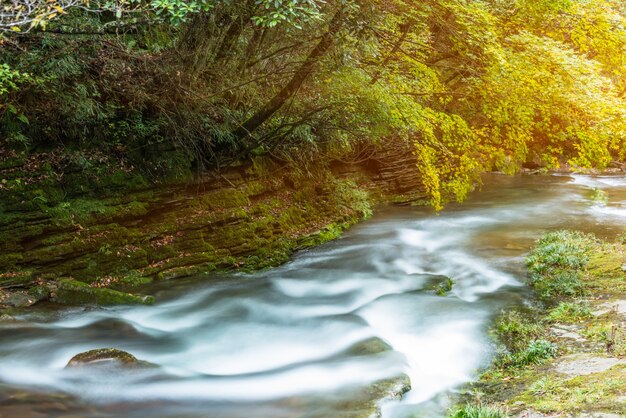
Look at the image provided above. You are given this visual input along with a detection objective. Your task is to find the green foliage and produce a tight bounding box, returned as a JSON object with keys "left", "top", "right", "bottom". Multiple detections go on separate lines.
{"left": 493, "top": 309, "right": 544, "bottom": 353}
{"left": 526, "top": 231, "right": 596, "bottom": 300}
{"left": 252, "top": 0, "right": 322, "bottom": 28}
{"left": 449, "top": 403, "right": 508, "bottom": 418}
{"left": 151, "top": 0, "right": 214, "bottom": 24}
{"left": 547, "top": 301, "right": 592, "bottom": 322}
{"left": 0, "top": 64, "right": 31, "bottom": 96}
{"left": 492, "top": 308, "right": 556, "bottom": 369}
{"left": 2, "top": 0, "right": 626, "bottom": 209}
{"left": 506, "top": 339, "right": 557, "bottom": 368}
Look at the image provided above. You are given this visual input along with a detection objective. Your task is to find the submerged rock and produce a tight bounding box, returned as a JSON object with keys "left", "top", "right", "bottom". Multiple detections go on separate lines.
{"left": 0, "top": 313, "right": 15, "bottom": 322}
{"left": 66, "top": 348, "right": 153, "bottom": 369}
{"left": 0, "top": 383, "right": 93, "bottom": 418}
{"left": 54, "top": 279, "right": 154, "bottom": 306}
{"left": 347, "top": 337, "right": 393, "bottom": 356}
{"left": 275, "top": 373, "right": 411, "bottom": 418}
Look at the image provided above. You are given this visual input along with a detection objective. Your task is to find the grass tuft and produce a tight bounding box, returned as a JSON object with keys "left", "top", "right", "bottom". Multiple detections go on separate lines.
{"left": 526, "top": 230, "right": 597, "bottom": 300}
{"left": 547, "top": 301, "right": 592, "bottom": 322}
{"left": 449, "top": 403, "right": 509, "bottom": 418}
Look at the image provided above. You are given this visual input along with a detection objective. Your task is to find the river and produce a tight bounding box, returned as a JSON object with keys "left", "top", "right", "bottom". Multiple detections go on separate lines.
{"left": 1, "top": 173, "right": 626, "bottom": 417}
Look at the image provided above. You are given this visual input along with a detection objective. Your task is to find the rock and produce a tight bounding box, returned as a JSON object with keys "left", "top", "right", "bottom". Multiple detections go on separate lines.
{"left": 2, "top": 291, "right": 37, "bottom": 308}
{"left": 347, "top": 337, "right": 393, "bottom": 356}
{"left": 592, "top": 300, "right": 626, "bottom": 317}
{"left": 0, "top": 382, "right": 93, "bottom": 417}
{"left": 276, "top": 373, "right": 411, "bottom": 418}
{"left": 54, "top": 279, "right": 154, "bottom": 306}
{"left": 551, "top": 325, "right": 585, "bottom": 342}
{"left": 554, "top": 354, "right": 626, "bottom": 377}
{"left": 27, "top": 285, "right": 51, "bottom": 302}
{"left": 0, "top": 313, "right": 15, "bottom": 322}
{"left": 577, "top": 413, "right": 623, "bottom": 418}
{"left": 66, "top": 348, "right": 153, "bottom": 369}
{"left": 515, "top": 410, "right": 560, "bottom": 418}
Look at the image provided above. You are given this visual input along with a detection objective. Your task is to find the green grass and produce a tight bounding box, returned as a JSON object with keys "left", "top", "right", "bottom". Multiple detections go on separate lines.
{"left": 496, "top": 339, "right": 557, "bottom": 369}
{"left": 526, "top": 230, "right": 597, "bottom": 300}
{"left": 491, "top": 309, "right": 556, "bottom": 369}
{"left": 547, "top": 301, "right": 592, "bottom": 322}
{"left": 493, "top": 310, "right": 544, "bottom": 353}
{"left": 449, "top": 403, "right": 509, "bottom": 418}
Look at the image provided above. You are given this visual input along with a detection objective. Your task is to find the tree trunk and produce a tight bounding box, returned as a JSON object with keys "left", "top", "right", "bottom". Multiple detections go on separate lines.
{"left": 232, "top": 9, "right": 344, "bottom": 140}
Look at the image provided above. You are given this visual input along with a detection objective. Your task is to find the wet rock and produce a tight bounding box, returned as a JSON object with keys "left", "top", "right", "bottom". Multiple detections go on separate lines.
{"left": 2, "top": 291, "right": 37, "bottom": 308}
{"left": 347, "top": 337, "right": 393, "bottom": 356}
{"left": 54, "top": 279, "right": 154, "bottom": 306}
{"left": 27, "top": 285, "right": 51, "bottom": 302}
{"left": 554, "top": 354, "right": 626, "bottom": 377}
{"left": 0, "top": 383, "right": 93, "bottom": 418}
{"left": 276, "top": 373, "right": 411, "bottom": 418}
{"left": 66, "top": 348, "right": 153, "bottom": 369}
{"left": 0, "top": 313, "right": 15, "bottom": 321}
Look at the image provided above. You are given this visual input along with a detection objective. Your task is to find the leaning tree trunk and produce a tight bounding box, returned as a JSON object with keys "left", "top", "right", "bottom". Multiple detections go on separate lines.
{"left": 232, "top": 8, "right": 344, "bottom": 140}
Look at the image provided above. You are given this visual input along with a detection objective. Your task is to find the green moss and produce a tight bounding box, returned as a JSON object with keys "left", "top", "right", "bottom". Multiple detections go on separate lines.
{"left": 66, "top": 348, "right": 139, "bottom": 367}
{"left": 433, "top": 277, "right": 455, "bottom": 296}
{"left": 0, "top": 253, "right": 23, "bottom": 270}
{"left": 54, "top": 279, "right": 153, "bottom": 305}
{"left": 585, "top": 242, "right": 626, "bottom": 292}
{"left": 27, "top": 285, "right": 51, "bottom": 302}
{"left": 513, "top": 365, "right": 626, "bottom": 414}
{"left": 199, "top": 188, "right": 250, "bottom": 210}
{"left": 0, "top": 270, "right": 35, "bottom": 288}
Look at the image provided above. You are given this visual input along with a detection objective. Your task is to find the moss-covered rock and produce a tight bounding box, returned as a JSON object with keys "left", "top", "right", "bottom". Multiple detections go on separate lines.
{"left": 54, "top": 279, "right": 154, "bottom": 306}
{"left": 66, "top": 348, "right": 155, "bottom": 369}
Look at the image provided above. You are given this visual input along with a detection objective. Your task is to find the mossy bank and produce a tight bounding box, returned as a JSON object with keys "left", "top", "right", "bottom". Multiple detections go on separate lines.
{"left": 452, "top": 230, "right": 626, "bottom": 418}
{"left": 0, "top": 147, "right": 427, "bottom": 311}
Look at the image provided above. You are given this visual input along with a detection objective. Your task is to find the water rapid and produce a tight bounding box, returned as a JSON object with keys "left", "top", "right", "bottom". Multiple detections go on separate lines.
{"left": 2, "top": 173, "right": 626, "bottom": 417}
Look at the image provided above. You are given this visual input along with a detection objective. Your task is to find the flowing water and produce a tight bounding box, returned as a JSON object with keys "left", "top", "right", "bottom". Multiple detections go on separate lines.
{"left": 2, "top": 173, "right": 626, "bottom": 418}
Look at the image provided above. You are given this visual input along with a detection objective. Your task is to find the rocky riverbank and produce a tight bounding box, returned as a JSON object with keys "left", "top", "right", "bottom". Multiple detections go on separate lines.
{"left": 453, "top": 230, "right": 626, "bottom": 417}
{"left": 0, "top": 147, "right": 428, "bottom": 313}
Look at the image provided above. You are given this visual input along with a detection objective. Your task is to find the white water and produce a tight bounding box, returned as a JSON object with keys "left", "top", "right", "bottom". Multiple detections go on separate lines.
{"left": 1, "top": 173, "right": 626, "bottom": 417}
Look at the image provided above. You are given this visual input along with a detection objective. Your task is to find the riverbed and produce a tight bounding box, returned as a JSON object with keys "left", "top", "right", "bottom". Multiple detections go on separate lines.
{"left": 1, "top": 173, "right": 626, "bottom": 417}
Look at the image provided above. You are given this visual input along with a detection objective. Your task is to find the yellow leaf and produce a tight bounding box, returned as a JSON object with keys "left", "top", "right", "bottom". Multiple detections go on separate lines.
{"left": 10, "top": 26, "right": 21, "bottom": 32}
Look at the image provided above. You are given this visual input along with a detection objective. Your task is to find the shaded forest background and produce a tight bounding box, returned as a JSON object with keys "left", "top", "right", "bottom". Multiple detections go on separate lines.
{"left": 2, "top": 0, "right": 626, "bottom": 208}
